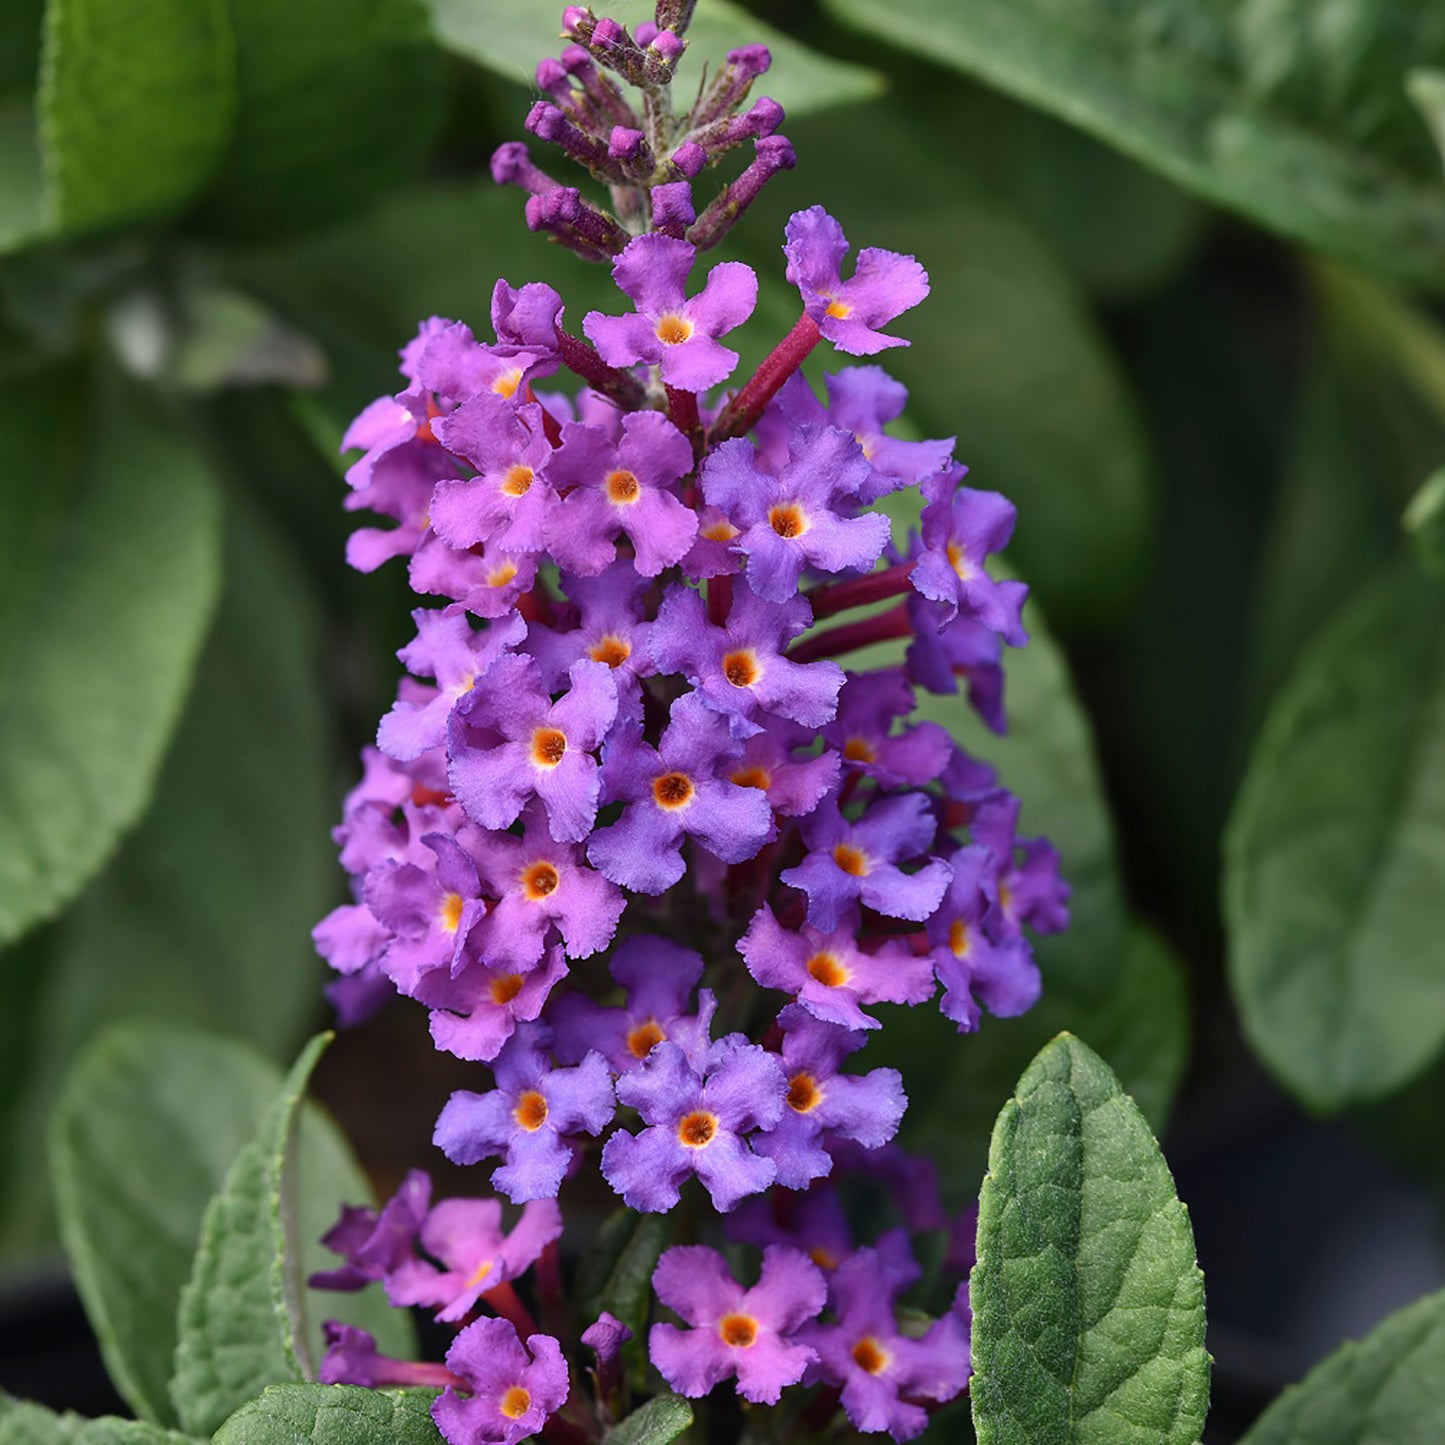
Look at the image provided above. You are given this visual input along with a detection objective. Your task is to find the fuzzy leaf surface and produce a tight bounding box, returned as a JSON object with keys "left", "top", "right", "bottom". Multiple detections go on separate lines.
{"left": 211, "top": 1385, "right": 440, "bottom": 1444}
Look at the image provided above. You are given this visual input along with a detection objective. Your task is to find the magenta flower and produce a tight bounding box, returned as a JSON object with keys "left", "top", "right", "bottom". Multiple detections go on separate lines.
{"left": 448, "top": 655, "right": 617, "bottom": 842}
{"left": 783, "top": 206, "right": 928, "bottom": 355}
{"left": 822, "top": 668, "right": 951, "bottom": 788}
{"left": 424, "top": 943, "right": 569, "bottom": 1063}
{"left": 545, "top": 409, "right": 697, "bottom": 577}
{"left": 432, "top": 1317, "right": 570, "bottom": 1445}
{"left": 601, "top": 1033, "right": 786, "bottom": 1213}
{"left": 311, "top": 1168, "right": 431, "bottom": 1293}
{"left": 739, "top": 905, "right": 934, "bottom": 1030}
{"left": 434, "top": 1023, "right": 614, "bottom": 1201}
{"left": 649, "top": 1245, "right": 826, "bottom": 1404}
{"left": 583, "top": 233, "right": 757, "bottom": 389}
{"left": 320, "top": 1322, "right": 460, "bottom": 1391}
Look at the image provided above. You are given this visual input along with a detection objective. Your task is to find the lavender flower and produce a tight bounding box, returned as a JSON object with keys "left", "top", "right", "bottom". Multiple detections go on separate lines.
{"left": 432, "top": 1318, "right": 570, "bottom": 1445}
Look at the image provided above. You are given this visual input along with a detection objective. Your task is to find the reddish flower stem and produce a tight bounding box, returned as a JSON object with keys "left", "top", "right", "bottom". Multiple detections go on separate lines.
{"left": 711, "top": 311, "right": 820, "bottom": 441}
{"left": 807, "top": 562, "right": 914, "bottom": 620}
{"left": 665, "top": 383, "right": 703, "bottom": 456}
{"left": 557, "top": 328, "right": 647, "bottom": 409}
{"left": 482, "top": 1280, "right": 541, "bottom": 1340}
{"left": 788, "top": 603, "right": 912, "bottom": 664}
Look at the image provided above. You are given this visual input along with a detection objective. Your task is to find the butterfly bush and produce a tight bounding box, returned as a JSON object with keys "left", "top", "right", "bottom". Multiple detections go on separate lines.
{"left": 310, "top": 5, "right": 1068, "bottom": 1440}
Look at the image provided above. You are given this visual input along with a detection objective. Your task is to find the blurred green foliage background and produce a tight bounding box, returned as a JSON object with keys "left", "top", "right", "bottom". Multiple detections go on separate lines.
{"left": 2, "top": 3, "right": 1445, "bottom": 1428}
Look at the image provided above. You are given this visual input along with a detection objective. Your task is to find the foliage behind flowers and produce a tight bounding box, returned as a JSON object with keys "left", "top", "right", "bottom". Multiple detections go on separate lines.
{"left": 307, "top": 9, "right": 1065, "bottom": 1436}
{"left": 4, "top": 0, "right": 1445, "bottom": 1442}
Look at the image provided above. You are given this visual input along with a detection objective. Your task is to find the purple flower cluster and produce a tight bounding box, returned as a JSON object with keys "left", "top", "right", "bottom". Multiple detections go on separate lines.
{"left": 311, "top": 5, "right": 1068, "bottom": 1440}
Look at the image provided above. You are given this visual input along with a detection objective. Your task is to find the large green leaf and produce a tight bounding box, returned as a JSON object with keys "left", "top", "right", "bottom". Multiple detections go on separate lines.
{"left": 212, "top": 1385, "right": 440, "bottom": 1444}
{"left": 0, "top": 362, "right": 221, "bottom": 949}
{"left": 0, "top": 1396, "right": 192, "bottom": 1445}
{"left": 971, "top": 1033, "right": 1209, "bottom": 1444}
{"left": 38, "top": 0, "right": 234, "bottom": 233}
{"left": 0, "top": 484, "right": 333, "bottom": 1253}
{"left": 1225, "top": 566, "right": 1445, "bottom": 1110}
{"left": 194, "top": 0, "right": 443, "bottom": 239}
{"left": 824, "top": 0, "right": 1445, "bottom": 293}
{"left": 171, "top": 1035, "right": 330, "bottom": 1435}
{"left": 427, "top": 0, "right": 882, "bottom": 118}
{"left": 0, "top": 96, "right": 44, "bottom": 254}
{"left": 1240, "top": 1288, "right": 1445, "bottom": 1444}
{"left": 48, "top": 1025, "right": 283, "bottom": 1424}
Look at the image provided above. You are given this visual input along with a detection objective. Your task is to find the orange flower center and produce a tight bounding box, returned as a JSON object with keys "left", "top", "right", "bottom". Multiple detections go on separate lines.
{"left": 652, "top": 772, "right": 695, "bottom": 809}
{"left": 730, "top": 765, "right": 771, "bottom": 791}
{"left": 722, "top": 649, "right": 760, "bottom": 688}
{"left": 521, "top": 861, "right": 561, "bottom": 901}
{"left": 627, "top": 1019, "right": 666, "bottom": 1058}
{"left": 702, "top": 519, "right": 739, "bottom": 542}
{"left": 787, "top": 1072, "right": 822, "bottom": 1113}
{"left": 487, "top": 561, "right": 519, "bottom": 588}
{"left": 655, "top": 313, "right": 693, "bottom": 345}
{"left": 833, "top": 844, "right": 869, "bottom": 877}
{"left": 500, "top": 464, "right": 534, "bottom": 496}
{"left": 851, "top": 1336, "right": 891, "bottom": 1375}
{"left": 531, "top": 727, "right": 567, "bottom": 767}
{"left": 439, "top": 892, "right": 465, "bottom": 933}
{"left": 768, "top": 503, "right": 807, "bottom": 538}
{"left": 806, "top": 952, "right": 850, "bottom": 987}
{"left": 842, "top": 736, "right": 876, "bottom": 763}
{"left": 493, "top": 370, "right": 523, "bottom": 398}
{"left": 513, "top": 1090, "right": 549, "bottom": 1132}
{"left": 606, "top": 469, "right": 641, "bottom": 504}
{"left": 677, "top": 1110, "right": 718, "bottom": 1148}
{"left": 590, "top": 634, "right": 631, "bottom": 667}
{"left": 490, "top": 974, "right": 525, "bottom": 1005}
{"left": 824, "top": 298, "right": 852, "bottom": 320}
{"left": 948, "top": 920, "right": 971, "bottom": 958}
{"left": 499, "top": 1385, "right": 532, "bottom": 1418}
{"left": 718, "top": 1313, "right": 759, "bottom": 1348}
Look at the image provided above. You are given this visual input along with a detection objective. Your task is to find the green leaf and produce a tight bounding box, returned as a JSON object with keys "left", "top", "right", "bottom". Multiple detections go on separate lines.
{"left": 603, "top": 1394, "right": 695, "bottom": 1445}
{"left": 0, "top": 1393, "right": 195, "bottom": 1443}
{"left": 1239, "top": 1288, "right": 1445, "bottom": 1444}
{"left": 0, "top": 361, "right": 221, "bottom": 949}
{"left": 170, "top": 1034, "right": 330, "bottom": 1436}
{"left": 427, "top": 0, "right": 882, "bottom": 118}
{"left": 0, "top": 96, "right": 44, "bottom": 254}
{"left": 970, "top": 1033, "right": 1209, "bottom": 1445}
{"left": 193, "top": 0, "right": 443, "bottom": 239}
{"left": 0, "top": 483, "right": 334, "bottom": 1254}
{"left": 824, "top": 0, "right": 1445, "bottom": 292}
{"left": 1405, "top": 468, "right": 1445, "bottom": 581}
{"left": 212, "top": 1385, "right": 440, "bottom": 1444}
{"left": 577, "top": 1209, "right": 672, "bottom": 1350}
{"left": 1225, "top": 566, "right": 1445, "bottom": 1110}
{"left": 48, "top": 1024, "right": 290, "bottom": 1425}
{"left": 747, "top": 99, "right": 1152, "bottom": 624}
{"left": 38, "top": 0, "right": 234, "bottom": 234}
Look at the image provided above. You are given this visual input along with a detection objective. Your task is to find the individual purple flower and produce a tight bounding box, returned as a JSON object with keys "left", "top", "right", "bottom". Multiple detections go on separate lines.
{"left": 365, "top": 833, "right": 486, "bottom": 994}
{"left": 432, "top": 1317, "right": 570, "bottom": 1445}
{"left": 911, "top": 467, "right": 1029, "bottom": 646}
{"left": 425, "top": 944, "right": 570, "bottom": 1063}
{"left": 738, "top": 906, "right": 934, "bottom": 1030}
{"left": 490, "top": 278, "right": 563, "bottom": 363}
{"left": 588, "top": 694, "right": 774, "bottom": 894}
{"left": 386, "top": 1196, "right": 563, "bottom": 1322}
{"left": 602, "top": 1032, "right": 786, "bottom": 1212}
{"left": 526, "top": 560, "right": 656, "bottom": 707}
{"left": 330, "top": 745, "right": 455, "bottom": 876}
{"left": 783, "top": 206, "right": 928, "bottom": 355}
{"left": 434, "top": 1023, "right": 614, "bottom": 1201}
{"left": 343, "top": 412, "right": 455, "bottom": 573}
{"left": 428, "top": 396, "right": 559, "bottom": 554}
{"left": 448, "top": 655, "right": 617, "bottom": 842}
{"left": 468, "top": 804, "right": 626, "bottom": 972}
{"left": 753, "top": 1007, "right": 906, "bottom": 1189}
{"left": 545, "top": 410, "right": 696, "bottom": 576}
{"left": 650, "top": 581, "right": 844, "bottom": 735}
{"left": 820, "top": 367, "right": 955, "bottom": 497}
{"left": 582, "top": 1311, "right": 633, "bottom": 1363}
{"left": 409, "top": 532, "right": 539, "bottom": 619}
{"left": 549, "top": 934, "right": 705, "bottom": 1071}
{"left": 725, "top": 716, "right": 841, "bottom": 817}
{"left": 312, "top": 902, "right": 390, "bottom": 981}
{"left": 649, "top": 1245, "right": 825, "bottom": 1404}
{"left": 971, "top": 791, "right": 1070, "bottom": 939}
{"left": 320, "top": 1322, "right": 462, "bottom": 1391}
{"left": 822, "top": 668, "right": 951, "bottom": 787}
{"left": 801, "top": 1249, "right": 971, "bottom": 1440}
{"left": 701, "top": 427, "right": 889, "bottom": 601}
{"left": 312, "top": 1168, "right": 432, "bottom": 1292}
{"left": 905, "top": 596, "right": 1006, "bottom": 733}
{"left": 727, "top": 1183, "right": 857, "bottom": 1273}
{"left": 928, "top": 844, "right": 1041, "bottom": 1031}
{"left": 412, "top": 319, "right": 550, "bottom": 408}
{"left": 377, "top": 610, "right": 526, "bottom": 762}
{"left": 781, "top": 793, "right": 952, "bottom": 932}
{"left": 583, "top": 233, "right": 757, "bottom": 389}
